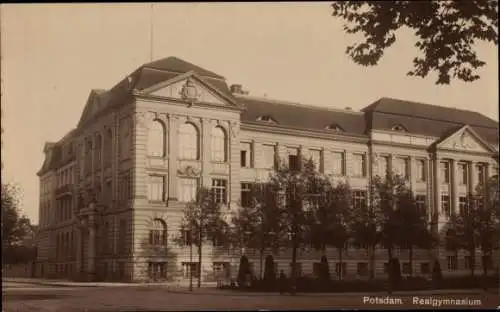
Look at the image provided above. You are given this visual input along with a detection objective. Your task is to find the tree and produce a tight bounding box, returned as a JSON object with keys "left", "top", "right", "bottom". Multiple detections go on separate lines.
{"left": 318, "top": 255, "right": 331, "bottom": 284}
{"left": 237, "top": 254, "right": 251, "bottom": 287}
{"left": 231, "top": 182, "right": 282, "bottom": 279}
{"left": 1, "top": 183, "right": 33, "bottom": 264}
{"left": 267, "top": 157, "right": 320, "bottom": 295}
{"left": 310, "top": 179, "right": 352, "bottom": 280}
{"left": 263, "top": 255, "right": 276, "bottom": 283}
{"left": 176, "top": 187, "right": 228, "bottom": 288}
{"left": 331, "top": 1, "right": 498, "bottom": 84}
{"left": 393, "top": 188, "right": 435, "bottom": 277}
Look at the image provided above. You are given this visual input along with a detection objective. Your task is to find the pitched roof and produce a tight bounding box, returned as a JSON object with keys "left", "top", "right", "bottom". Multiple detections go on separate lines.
{"left": 143, "top": 56, "right": 225, "bottom": 79}
{"left": 238, "top": 95, "right": 367, "bottom": 136}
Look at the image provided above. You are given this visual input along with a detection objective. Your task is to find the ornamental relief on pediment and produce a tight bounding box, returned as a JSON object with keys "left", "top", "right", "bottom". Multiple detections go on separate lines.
{"left": 442, "top": 130, "right": 487, "bottom": 152}
{"left": 177, "top": 165, "right": 201, "bottom": 177}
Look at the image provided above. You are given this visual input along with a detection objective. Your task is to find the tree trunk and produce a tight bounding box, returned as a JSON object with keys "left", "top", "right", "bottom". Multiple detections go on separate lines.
{"left": 409, "top": 245, "right": 413, "bottom": 277}
{"left": 198, "top": 234, "right": 202, "bottom": 288}
{"left": 368, "top": 245, "right": 375, "bottom": 281}
{"left": 338, "top": 247, "right": 343, "bottom": 281}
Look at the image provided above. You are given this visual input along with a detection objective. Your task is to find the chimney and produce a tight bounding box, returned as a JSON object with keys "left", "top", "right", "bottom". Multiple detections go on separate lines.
{"left": 230, "top": 84, "right": 243, "bottom": 94}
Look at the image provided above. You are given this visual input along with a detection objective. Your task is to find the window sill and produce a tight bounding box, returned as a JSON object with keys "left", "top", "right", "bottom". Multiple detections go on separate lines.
{"left": 148, "top": 200, "right": 166, "bottom": 205}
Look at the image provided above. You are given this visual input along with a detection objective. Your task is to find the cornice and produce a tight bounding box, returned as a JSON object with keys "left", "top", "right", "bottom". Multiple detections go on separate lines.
{"left": 241, "top": 122, "right": 369, "bottom": 144}
{"left": 133, "top": 93, "right": 245, "bottom": 113}
{"left": 369, "top": 140, "right": 431, "bottom": 151}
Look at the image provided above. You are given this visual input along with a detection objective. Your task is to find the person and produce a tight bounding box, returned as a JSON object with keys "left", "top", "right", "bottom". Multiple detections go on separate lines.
{"left": 279, "top": 270, "right": 286, "bottom": 295}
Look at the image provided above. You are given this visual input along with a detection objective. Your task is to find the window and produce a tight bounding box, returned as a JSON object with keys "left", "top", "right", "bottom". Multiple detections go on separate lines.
{"left": 240, "top": 142, "right": 252, "bottom": 168}
{"left": 402, "top": 263, "right": 411, "bottom": 275}
{"left": 394, "top": 157, "right": 409, "bottom": 178}
{"left": 104, "top": 129, "right": 113, "bottom": 168}
{"left": 119, "top": 171, "right": 133, "bottom": 200}
{"left": 379, "top": 156, "right": 389, "bottom": 178}
{"left": 289, "top": 262, "right": 302, "bottom": 277}
{"left": 335, "top": 262, "right": 347, "bottom": 277}
{"left": 420, "top": 262, "right": 430, "bottom": 275}
{"left": 391, "top": 124, "right": 407, "bottom": 132}
{"left": 464, "top": 255, "right": 473, "bottom": 270}
{"left": 179, "top": 123, "right": 199, "bottom": 160}
{"left": 147, "top": 175, "right": 165, "bottom": 202}
{"left": 441, "top": 195, "right": 451, "bottom": 217}
{"left": 309, "top": 149, "right": 322, "bottom": 172}
{"left": 325, "top": 123, "right": 344, "bottom": 133}
{"left": 118, "top": 220, "right": 127, "bottom": 254}
{"left": 352, "top": 154, "right": 365, "bottom": 177}
{"left": 101, "top": 222, "right": 109, "bottom": 254}
{"left": 212, "top": 179, "right": 227, "bottom": 204}
{"left": 447, "top": 255, "right": 458, "bottom": 271}
{"left": 85, "top": 139, "right": 92, "bottom": 175}
{"left": 95, "top": 134, "right": 102, "bottom": 169}
{"left": 241, "top": 183, "right": 252, "bottom": 207}
{"left": 477, "top": 164, "right": 486, "bottom": 186}
{"left": 287, "top": 147, "right": 299, "bottom": 171}
{"left": 459, "top": 196, "right": 468, "bottom": 215}
{"left": 213, "top": 262, "right": 231, "bottom": 279}
{"left": 182, "top": 262, "right": 200, "bottom": 278}
{"left": 313, "top": 262, "right": 322, "bottom": 277}
{"left": 105, "top": 180, "right": 112, "bottom": 204}
{"left": 148, "top": 120, "right": 166, "bottom": 157}
{"left": 440, "top": 161, "right": 450, "bottom": 183}
{"left": 357, "top": 262, "right": 368, "bottom": 276}
{"left": 211, "top": 126, "right": 227, "bottom": 162}
{"left": 416, "top": 195, "right": 426, "bottom": 215}
{"left": 257, "top": 115, "right": 277, "bottom": 123}
{"left": 148, "top": 262, "right": 167, "bottom": 279}
{"left": 120, "top": 121, "right": 131, "bottom": 159}
{"left": 458, "top": 163, "right": 468, "bottom": 185}
{"left": 149, "top": 219, "right": 167, "bottom": 246}
{"left": 262, "top": 144, "right": 275, "bottom": 169}
{"left": 415, "top": 159, "right": 425, "bottom": 181}
{"left": 178, "top": 178, "right": 198, "bottom": 203}
{"left": 353, "top": 191, "right": 367, "bottom": 210}
{"left": 332, "top": 151, "right": 345, "bottom": 176}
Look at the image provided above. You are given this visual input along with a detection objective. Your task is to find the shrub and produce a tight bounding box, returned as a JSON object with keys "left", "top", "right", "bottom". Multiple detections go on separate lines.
{"left": 389, "top": 258, "right": 402, "bottom": 287}
{"left": 318, "top": 256, "right": 331, "bottom": 285}
{"left": 263, "top": 255, "right": 276, "bottom": 283}
{"left": 431, "top": 260, "right": 443, "bottom": 287}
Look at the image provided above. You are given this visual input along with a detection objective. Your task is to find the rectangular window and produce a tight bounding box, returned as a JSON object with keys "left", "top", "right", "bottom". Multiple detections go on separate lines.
{"left": 441, "top": 195, "right": 451, "bottom": 217}
{"left": 332, "top": 151, "right": 345, "bottom": 176}
{"left": 287, "top": 148, "right": 299, "bottom": 171}
{"left": 379, "top": 156, "right": 389, "bottom": 178}
{"left": 335, "top": 262, "right": 347, "bottom": 277}
{"left": 262, "top": 144, "right": 275, "bottom": 169}
{"left": 240, "top": 142, "right": 252, "bottom": 168}
{"left": 352, "top": 154, "right": 365, "bottom": 177}
{"left": 147, "top": 175, "right": 165, "bottom": 202}
{"left": 353, "top": 191, "right": 367, "bottom": 210}
{"left": 105, "top": 180, "right": 112, "bottom": 204}
{"left": 118, "top": 220, "right": 127, "bottom": 255}
{"left": 213, "top": 262, "right": 231, "bottom": 279}
{"left": 309, "top": 149, "right": 322, "bottom": 172}
{"left": 420, "top": 262, "right": 430, "bottom": 274}
{"left": 357, "top": 262, "right": 368, "bottom": 276}
{"left": 240, "top": 182, "right": 252, "bottom": 207}
{"left": 458, "top": 163, "right": 468, "bottom": 185}
{"left": 464, "top": 255, "right": 473, "bottom": 270}
{"left": 440, "top": 161, "right": 450, "bottom": 183}
{"left": 178, "top": 178, "right": 198, "bottom": 203}
{"left": 212, "top": 179, "right": 227, "bottom": 204}
{"left": 394, "top": 157, "right": 409, "bottom": 178}
{"left": 477, "top": 164, "right": 485, "bottom": 185}
{"left": 148, "top": 262, "right": 167, "bottom": 279}
{"left": 447, "top": 255, "right": 458, "bottom": 271}
{"left": 182, "top": 262, "right": 200, "bottom": 278}
{"left": 416, "top": 159, "right": 425, "bottom": 181}
{"left": 459, "top": 196, "right": 468, "bottom": 215}
{"left": 415, "top": 195, "right": 426, "bottom": 215}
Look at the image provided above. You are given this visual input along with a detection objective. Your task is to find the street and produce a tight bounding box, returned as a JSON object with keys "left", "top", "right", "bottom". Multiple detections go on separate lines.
{"left": 2, "top": 279, "right": 499, "bottom": 311}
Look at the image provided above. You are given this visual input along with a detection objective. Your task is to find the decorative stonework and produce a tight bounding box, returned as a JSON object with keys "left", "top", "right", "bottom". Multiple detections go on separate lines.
{"left": 177, "top": 165, "right": 201, "bottom": 177}
{"left": 452, "top": 132, "right": 477, "bottom": 149}
{"left": 230, "top": 121, "right": 239, "bottom": 138}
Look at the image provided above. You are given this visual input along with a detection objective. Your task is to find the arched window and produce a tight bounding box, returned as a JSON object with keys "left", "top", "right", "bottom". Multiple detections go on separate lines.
{"left": 104, "top": 129, "right": 113, "bottom": 168}
{"left": 211, "top": 126, "right": 227, "bottom": 162}
{"left": 148, "top": 120, "right": 166, "bottom": 157}
{"left": 391, "top": 124, "right": 408, "bottom": 132}
{"left": 149, "top": 219, "right": 167, "bottom": 246}
{"left": 256, "top": 115, "right": 277, "bottom": 123}
{"left": 179, "top": 123, "right": 199, "bottom": 160}
{"left": 325, "top": 123, "right": 344, "bottom": 133}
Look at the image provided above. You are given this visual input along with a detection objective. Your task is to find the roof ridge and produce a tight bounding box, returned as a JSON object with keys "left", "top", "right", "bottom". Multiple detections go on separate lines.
{"left": 235, "top": 94, "right": 363, "bottom": 115}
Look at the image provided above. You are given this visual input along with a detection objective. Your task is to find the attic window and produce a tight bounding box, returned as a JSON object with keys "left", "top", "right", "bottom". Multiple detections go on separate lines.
{"left": 325, "top": 123, "right": 344, "bottom": 133}
{"left": 256, "top": 115, "right": 277, "bottom": 123}
{"left": 391, "top": 124, "right": 408, "bottom": 132}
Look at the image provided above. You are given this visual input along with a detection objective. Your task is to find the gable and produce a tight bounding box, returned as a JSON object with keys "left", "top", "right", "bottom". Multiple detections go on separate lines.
{"left": 437, "top": 126, "right": 495, "bottom": 153}
{"left": 143, "top": 73, "right": 234, "bottom": 107}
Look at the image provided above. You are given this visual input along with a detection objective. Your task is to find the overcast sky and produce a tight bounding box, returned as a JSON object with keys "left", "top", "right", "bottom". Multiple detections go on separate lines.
{"left": 1, "top": 3, "right": 498, "bottom": 223}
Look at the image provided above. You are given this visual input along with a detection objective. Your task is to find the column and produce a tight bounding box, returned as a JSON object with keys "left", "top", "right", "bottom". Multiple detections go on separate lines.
{"left": 469, "top": 161, "right": 476, "bottom": 194}
{"left": 450, "top": 159, "right": 459, "bottom": 215}
{"left": 433, "top": 156, "right": 442, "bottom": 221}
{"left": 409, "top": 156, "right": 417, "bottom": 194}
{"left": 201, "top": 118, "right": 211, "bottom": 188}
{"left": 87, "top": 216, "right": 97, "bottom": 280}
{"left": 167, "top": 115, "right": 178, "bottom": 201}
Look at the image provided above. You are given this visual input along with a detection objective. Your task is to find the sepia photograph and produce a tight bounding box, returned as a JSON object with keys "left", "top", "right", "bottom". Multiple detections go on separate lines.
{"left": 1, "top": 2, "right": 499, "bottom": 311}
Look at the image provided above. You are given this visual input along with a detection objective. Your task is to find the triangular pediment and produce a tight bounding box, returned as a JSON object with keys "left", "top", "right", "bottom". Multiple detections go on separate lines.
{"left": 437, "top": 125, "right": 495, "bottom": 153}
{"left": 141, "top": 72, "right": 236, "bottom": 107}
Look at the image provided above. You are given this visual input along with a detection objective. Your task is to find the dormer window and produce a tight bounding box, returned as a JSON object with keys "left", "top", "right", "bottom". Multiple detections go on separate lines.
{"left": 325, "top": 123, "right": 344, "bottom": 133}
{"left": 391, "top": 124, "right": 408, "bottom": 132}
{"left": 256, "top": 115, "right": 277, "bottom": 123}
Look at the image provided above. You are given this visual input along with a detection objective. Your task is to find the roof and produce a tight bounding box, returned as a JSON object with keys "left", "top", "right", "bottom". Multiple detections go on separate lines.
{"left": 143, "top": 56, "right": 225, "bottom": 80}
{"left": 238, "top": 95, "right": 367, "bottom": 136}
{"left": 363, "top": 97, "right": 499, "bottom": 144}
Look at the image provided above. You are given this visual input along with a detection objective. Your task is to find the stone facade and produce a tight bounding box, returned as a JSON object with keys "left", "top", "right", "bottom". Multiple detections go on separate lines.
{"left": 36, "top": 57, "right": 499, "bottom": 282}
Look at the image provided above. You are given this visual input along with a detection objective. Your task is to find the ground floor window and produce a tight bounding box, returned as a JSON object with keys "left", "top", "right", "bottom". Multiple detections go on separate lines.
{"left": 213, "top": 262, "right": 231, "bottom": 279}
{"left": 148, "top": 262, "right": 167, "bottom": 280}
{"left": 447, "top": 255, "right": 458, "bottom": 271}
{"left": 182, "top": 262, "right": 200, "bottom": 279}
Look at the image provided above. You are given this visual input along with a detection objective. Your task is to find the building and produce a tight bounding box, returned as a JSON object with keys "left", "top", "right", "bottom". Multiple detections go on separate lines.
{"left": 36, "top": 56, "right": 499, "bottom": 282}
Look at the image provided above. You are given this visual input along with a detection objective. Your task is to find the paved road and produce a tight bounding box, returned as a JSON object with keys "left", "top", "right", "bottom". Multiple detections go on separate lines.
{"left": 3, "top": 280, "right": 499, "bottom": 311}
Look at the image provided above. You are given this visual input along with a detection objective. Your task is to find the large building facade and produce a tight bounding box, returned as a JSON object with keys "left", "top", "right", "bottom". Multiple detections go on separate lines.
{"left": 36, "top": 57, "right": 499, "bottom": 282}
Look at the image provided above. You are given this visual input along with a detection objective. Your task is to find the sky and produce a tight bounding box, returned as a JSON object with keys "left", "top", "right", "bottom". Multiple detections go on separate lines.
{"left": 1, "top": 3, "right": 498, "bottom": 224}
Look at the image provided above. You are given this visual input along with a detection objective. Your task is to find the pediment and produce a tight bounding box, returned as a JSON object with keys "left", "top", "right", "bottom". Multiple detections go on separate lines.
{"left": 141, "top": 72, "right": 235, "bottom": 107}
{"left": 437, "top": 125, "right": 495, "bottom": 153}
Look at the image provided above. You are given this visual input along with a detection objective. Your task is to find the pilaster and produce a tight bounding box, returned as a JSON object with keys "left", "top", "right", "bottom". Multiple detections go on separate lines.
{"left": 167, "top": 115, "right": 179, "bottom": 201}
{"left": 409, "top": 156, "right": 417, "bottom": 194}
{"left": 450, "top": 159, "right": 458, "bottom": 215}
{"left": 201, "top": 118, "right": 211, "bottom": 188}
{"left": 229, "top": 120, "right": 241, "bottom": 209}
{"left": 469, "top": 161, "right": 476, "bottom": 194}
